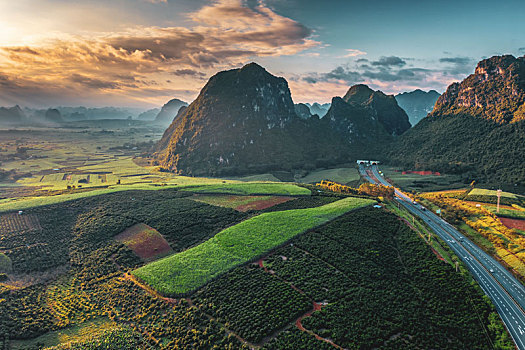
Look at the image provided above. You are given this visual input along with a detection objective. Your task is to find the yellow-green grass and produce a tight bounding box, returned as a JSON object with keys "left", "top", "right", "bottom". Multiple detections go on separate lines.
{"left": 486, "top": 207, "right": 525, "bottom": 220}
{"left": 179, "top": 182, "right": 311, "bottom": 196}
{"left": 297, "top": 167, "right": 360, "bottom": 184}
{"left": 0, "top": 176, "right": 242, "bottom": 213}
{"left": 132, "top": 196, "right": 375, "bottom": 296}
{"left": 468, "top": 188, "right": 519, "bottom": 199}
{"left": 0, "top": 252, "right": 12, "bottom": 273}
{"left": 10, "top": 318, "right": 117, "bottom": 350}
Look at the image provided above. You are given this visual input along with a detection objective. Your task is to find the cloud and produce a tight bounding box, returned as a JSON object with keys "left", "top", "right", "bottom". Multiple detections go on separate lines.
{"left": 0, "top": 0, "right": 318, "bottom": 107}
{"left": 518, "top": 47, "right": 525, "bottom": 54}
{"left": 438, "top": 56, "right": 474, "bottom": 75}
{"left": 341, "top": 49, "right": 367, "bottom": 58}
{"left": 171, "top": 69, "right": 207, "bottom": 78}
{"left": 439, "top": 57, "right": 471, "bottom": 65}
{"left": 371, "top": 56, "right": 406, "bottom": 67}
{"left": 297, "top": 54, "right": 471, "bottom": 99}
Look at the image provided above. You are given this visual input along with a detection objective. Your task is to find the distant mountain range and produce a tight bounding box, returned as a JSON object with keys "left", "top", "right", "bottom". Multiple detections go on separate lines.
{"left": 390, "top": 55, "right": 525, "bottom": 187}
{"left": 395, "top": 89, "right": 440, "bottom": 126}
{"left": 306, "top": 102, "right": 331, "bottom": 117}
{"left": 154, "top": 99, "right": 188, "bottom": 125}
{"left": 154, "top": 63, "right": 410, "bottom": 176}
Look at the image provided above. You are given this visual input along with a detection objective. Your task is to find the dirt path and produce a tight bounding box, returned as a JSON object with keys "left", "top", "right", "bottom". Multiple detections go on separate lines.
{"left": 255, "top": 255, "right": 346, "bottom": 349}
{"left": 123, "top": 273, "right": 178, "bottom": 305}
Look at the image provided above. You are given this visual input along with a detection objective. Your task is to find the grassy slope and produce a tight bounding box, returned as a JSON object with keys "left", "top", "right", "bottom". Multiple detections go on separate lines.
{"left": 468, "top": 188, "right": 519, "bottom": 198}
{"left": 0, "top": 182, "right": 308, "bottom": 213}
{"left": 132, "top": 197, "right": 375, "bottom": 296}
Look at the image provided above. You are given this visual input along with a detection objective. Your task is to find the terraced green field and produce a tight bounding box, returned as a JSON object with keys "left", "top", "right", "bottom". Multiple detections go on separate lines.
{"left": 132, "top": 197, "right": 375, "bottom": 296}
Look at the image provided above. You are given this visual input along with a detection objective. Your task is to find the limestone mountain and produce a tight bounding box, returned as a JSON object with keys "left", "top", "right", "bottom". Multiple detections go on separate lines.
{"left": 154, "top": 64, "right": 409, "bottom": 176}
{"left": 307, "top": 102, "right": 330, "bottom": 117}
{"left": 0, "top": 105, "right": 26, "bottom": 125}
{"left": 138, "top": 108, "right": 160, "bottom": 121}
{"left": 154, "top": 63, "right": 320, "bottom": 176}
{"left": 395, "top": 89, "right": 440, "bottom": 126}
{"left": 44, "top": 108, "right": 63, "bottom": 123}
{"left": 342, "top": 84, "right": 411, "bottom": 135}
{"left": 390, "top": 55, "right": 525, "bottom": 187}
{"left": 430, "top": 55, "right": 525, "bottom": 124}
{"left": 294, "top": 103, "right": 312, "bottom": 119}
{"left": 154, "top": 99, "right": 188, "bottom": 125}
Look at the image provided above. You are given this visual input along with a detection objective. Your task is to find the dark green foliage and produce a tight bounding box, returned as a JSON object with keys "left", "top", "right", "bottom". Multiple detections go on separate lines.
{"left": 193, "top": 266, "right": 311, "bottom": 344}
{"left": 262, "top": 327, "right": 333, "bottom": 350}
{"left": 264, "top": 208, "right": 511, "bottom": 349}
{"left": 390, "top": 55, "right": 525, "bottom": 191}
{"left": 389, "top": 115, "right": 525, "bottom": 191}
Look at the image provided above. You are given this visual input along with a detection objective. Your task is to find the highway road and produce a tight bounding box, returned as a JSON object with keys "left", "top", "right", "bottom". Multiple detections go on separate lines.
{"left": 359, "top": 164, "right": 525, "bottom": 349}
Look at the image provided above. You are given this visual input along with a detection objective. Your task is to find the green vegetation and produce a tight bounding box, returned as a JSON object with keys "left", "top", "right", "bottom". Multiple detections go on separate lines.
{"left": 380, "top": 166, "right": 465, "bottom": 192}
{"left": 193, "top": 267, "right": 311, "bottom": 344}
{"left": 9, "top": 318, "right": 119, "bottom": 349}
{"left": 261, "top": 208, "right": 512, "bottom": 349}
{"left": 0, "top": 253, "right": 12, "bottom": 273}
{"left": 180, "top": 182, "right": 311, "bottom": 196}
{"left": 132, "top": 197, "right": 375, "bottom": 296}
{"left": 389, "top": 114, "right": 525, "bottom": 191}
{"left": 44, "top": 328, "right": 142, "bottom": 350}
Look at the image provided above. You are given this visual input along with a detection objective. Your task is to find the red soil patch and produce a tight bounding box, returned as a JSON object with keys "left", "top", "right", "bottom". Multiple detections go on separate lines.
{"left": 431, "top": 248, "right": 446, "bottom": 262}
{"left": 499, "top": 217, "right": 525, "bottom": 231}
{"left": 115, "top": 223, "right": 173, "bottom": 261}
{"left": 235, "top": 196, "right": 294, "bottom": 212}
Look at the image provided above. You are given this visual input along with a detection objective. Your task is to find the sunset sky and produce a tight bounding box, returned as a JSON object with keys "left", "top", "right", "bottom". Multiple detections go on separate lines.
{"left": 1, "top": 0, "right": 524, "bottom": 109}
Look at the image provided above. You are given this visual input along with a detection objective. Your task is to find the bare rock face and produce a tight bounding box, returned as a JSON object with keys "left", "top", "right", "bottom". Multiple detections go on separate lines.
{"left": 431, "top": 55, "right": 525, "bottom": 123}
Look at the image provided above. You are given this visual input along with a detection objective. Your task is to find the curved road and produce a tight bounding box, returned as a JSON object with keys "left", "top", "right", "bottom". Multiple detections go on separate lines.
{"left": 359, "top": 164, "right": 525, "bottom": 349}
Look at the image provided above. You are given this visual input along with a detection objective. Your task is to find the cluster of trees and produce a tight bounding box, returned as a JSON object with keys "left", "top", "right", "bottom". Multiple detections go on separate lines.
{"left": 260, "top": 208, "right": 513, "bottom": 349}
{"left": 389, "top": 114, "right": 525, "bottom": 191}
{"left": 1, "top": 187, "right": 252, "bottom": 348}
{"left": 193, "top": 266, "right": 311, "bottom": 344}
{"left": 315, "top": 180, "right": 394, "bottom": 199}
{"left": 357, "top": 183, "right": 395, "bottom": 199}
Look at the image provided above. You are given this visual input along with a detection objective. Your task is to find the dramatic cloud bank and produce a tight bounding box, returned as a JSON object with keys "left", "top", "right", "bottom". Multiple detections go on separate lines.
{"left": 0, "top": 0, "right": 318, "bottom": 107}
